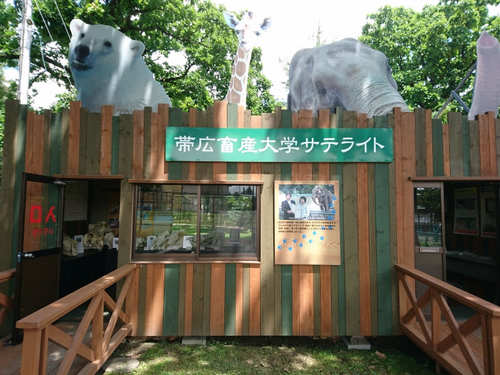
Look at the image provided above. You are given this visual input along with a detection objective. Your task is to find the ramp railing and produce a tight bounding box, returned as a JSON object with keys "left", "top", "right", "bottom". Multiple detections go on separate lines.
{"left": 16, "top": 263, "right": 139, "bottom": 375}
{"left": 0, "top": 268, "right": 15, "bottom": 328}
{"left": 396, "top": 264, "right": 500, "bottom": 375}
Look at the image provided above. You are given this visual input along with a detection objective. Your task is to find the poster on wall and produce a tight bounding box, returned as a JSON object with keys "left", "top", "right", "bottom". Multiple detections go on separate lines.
{"left": 453, "top": 187, "right": 479, "bottom": 235}
{"left": 274, "top": 181, "right": 340, "bottom": 265}
{"left": 480, "top": 190, "right": 496, "bottom": 238}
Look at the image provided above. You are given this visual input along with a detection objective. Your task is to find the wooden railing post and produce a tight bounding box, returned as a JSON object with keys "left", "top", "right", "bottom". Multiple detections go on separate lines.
{"left": 125, "top": 266, "right": 139, "bottom": 335}
{"left": 431, "top": 289, "right": 440, "bottom": 352}
{"left": 20, "top": 328, "right": 43, "bottom": 375}
{"left": 91, "top": 292, "right": 104, "bottom": 360}
{"left": 488, "top": 316, "right": 500, "bottom": 375}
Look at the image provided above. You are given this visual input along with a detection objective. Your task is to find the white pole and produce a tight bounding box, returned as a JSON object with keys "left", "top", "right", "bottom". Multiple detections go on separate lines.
{"left": 17, "top": 0, "right": 33, "bottom": 105}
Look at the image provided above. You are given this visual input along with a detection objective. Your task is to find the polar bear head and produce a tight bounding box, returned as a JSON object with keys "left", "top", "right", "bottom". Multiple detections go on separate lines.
{"left": 67, "top": 19, "right": 171, "bottom": 113}
{"left": 68, "top": 19, "right": 145, "bottom": 84}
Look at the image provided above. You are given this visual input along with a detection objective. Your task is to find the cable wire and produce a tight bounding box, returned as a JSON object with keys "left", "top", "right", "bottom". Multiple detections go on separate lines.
{"left": 33, "top": 0, "right": 54, "bottom": 40}
{"left": 53, "top": 0, "right": 70, "bottom": 40}
{"left": 32, "top": 0, "right": 73, "bottom": 88}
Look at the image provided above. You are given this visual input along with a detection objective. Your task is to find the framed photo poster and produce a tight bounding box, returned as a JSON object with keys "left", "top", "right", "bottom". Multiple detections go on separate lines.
{"left": 480, "top": 190, "right": 496, "bottom": 238}
{"left": 453, "top": 187, "right": 478, "bottom": 235}
{"left": 274, "top": 181, "right": 341, "bottom": 265}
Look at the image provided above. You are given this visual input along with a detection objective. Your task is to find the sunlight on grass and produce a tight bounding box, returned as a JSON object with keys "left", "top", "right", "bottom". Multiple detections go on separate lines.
{"left": 106, "top": 337, "right": 436, "bottom": 375}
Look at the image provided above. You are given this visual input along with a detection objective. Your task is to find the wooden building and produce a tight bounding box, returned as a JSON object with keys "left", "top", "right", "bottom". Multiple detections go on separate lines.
{"left": 1, "top": 99, "right": 500, "bottom": 375}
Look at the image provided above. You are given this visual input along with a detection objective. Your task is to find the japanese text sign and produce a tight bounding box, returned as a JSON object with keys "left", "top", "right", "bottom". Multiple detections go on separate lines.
{"left": 165, "top": 127, "right": 393, "bottom": 163}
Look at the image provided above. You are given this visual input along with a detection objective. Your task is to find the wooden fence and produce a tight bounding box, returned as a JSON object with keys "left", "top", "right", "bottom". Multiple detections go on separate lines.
{"left": 16, "top": 263, "right": 138, "bottom": 375}
{"left": 2, "top": 100, "right": 500, "bottom": 338}
{"left": 396, "top": 264, "right": 500, "bottom": 375}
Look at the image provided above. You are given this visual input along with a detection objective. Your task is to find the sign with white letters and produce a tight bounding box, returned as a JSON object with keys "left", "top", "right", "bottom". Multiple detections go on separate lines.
{"left": 165, "top": 127, "right": 393, "bottom": 163}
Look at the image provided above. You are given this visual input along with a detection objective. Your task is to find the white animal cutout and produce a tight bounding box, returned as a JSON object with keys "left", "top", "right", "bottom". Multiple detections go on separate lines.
{"left": 223, "top": 11, "right": 270, "bottom": 107}
{"left": 468, "top": 32, "right": 500, "bottom": 120}
{"left": 68, "top": 19, "right": 171, "bottom": 114}
{"left": 288, "top": 38, "right": 408, "bottom": 118}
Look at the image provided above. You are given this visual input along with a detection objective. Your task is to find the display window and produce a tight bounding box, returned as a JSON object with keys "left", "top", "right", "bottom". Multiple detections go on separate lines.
{"left": 133, "top": 183, "right": 260, "bottom": 261}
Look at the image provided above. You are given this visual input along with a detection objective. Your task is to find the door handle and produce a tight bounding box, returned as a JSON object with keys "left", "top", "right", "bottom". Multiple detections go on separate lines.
{"left": 17, "top": 251, "right": 34, "bottom": 262}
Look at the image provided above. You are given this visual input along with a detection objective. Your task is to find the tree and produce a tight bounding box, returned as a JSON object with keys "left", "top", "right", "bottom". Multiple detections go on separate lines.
{"left": 246, "top": 48, "right": 277, "bottom": 114}
{"left": 360, "top": 0, "right": 500, "bottom": 115}
{"left": 0, "top": 67, "right": 17, "bottom": 180}
{"left": 0, "top": 0, "right": 276, "bottom": 113}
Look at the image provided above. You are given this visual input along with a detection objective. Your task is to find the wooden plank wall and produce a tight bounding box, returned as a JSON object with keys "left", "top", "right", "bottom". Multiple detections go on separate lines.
{"left": 2, "top": 100, "right": 500, "bottom": 337}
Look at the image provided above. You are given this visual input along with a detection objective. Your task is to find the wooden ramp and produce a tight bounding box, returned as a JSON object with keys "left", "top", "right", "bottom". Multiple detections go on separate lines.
{"left": 16, "top": 264, "right": 139, "bottom": 375}
{"left": 396, "top": 264, "right": 500, "bottom": 375}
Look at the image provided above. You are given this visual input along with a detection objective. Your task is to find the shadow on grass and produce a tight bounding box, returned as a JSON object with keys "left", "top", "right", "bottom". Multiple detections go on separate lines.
{"left": 105, "top": 336, "right": 438, "bottom": 375}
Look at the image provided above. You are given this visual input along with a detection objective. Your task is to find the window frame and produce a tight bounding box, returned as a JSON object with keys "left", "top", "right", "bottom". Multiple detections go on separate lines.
{"left": 131, "top": 181, "right": 261, "bottom": 263}
{"left": 413, "top": 182, "right": 445, "bottom": 254}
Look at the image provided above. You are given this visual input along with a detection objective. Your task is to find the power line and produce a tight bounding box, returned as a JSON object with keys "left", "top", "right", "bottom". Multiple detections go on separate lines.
{"left": 33, "top": 0, "right": 53, "bottom": 40}
{"left": 32, "top": 0, "right": 72, "bottom": 88}
{"left": 53, "top": 0, "right": 70, "bottom": 40}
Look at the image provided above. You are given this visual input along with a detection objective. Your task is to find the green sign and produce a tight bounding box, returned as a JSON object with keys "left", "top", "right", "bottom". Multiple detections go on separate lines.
{"left": 165, "top": 127, "right": 393, "bottom": 163}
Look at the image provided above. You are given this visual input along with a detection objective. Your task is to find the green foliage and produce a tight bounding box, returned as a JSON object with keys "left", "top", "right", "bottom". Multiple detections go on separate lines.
{"left": 0, "top": 0, "right": 19, "bottom": 179}
{"left": 0, "top": 0, "right": 276, "bottom": 114}
{"left": 50, "top": 87, "right": 77, "bottom": 112}
{"left": 0, "top": 0, "right": 18, "bottom": 68}
{"left": 0, "top": 67, "right": 18, "bottom": 181}
{"left": 360, "top": 0, "right": 500, "bottom": 115}
{"left": 247, "top": 48, "right": 277, "bottom": 114}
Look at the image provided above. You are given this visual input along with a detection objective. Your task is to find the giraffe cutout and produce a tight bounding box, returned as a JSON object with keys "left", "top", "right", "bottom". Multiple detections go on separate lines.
{"left": 224, "top": 11, "right": 270, "bottom": 107}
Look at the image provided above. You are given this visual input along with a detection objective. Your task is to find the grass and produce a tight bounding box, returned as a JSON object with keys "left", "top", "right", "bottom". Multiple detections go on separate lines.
{"left": 104, "top": 336, "right": 437, "bottom": 375}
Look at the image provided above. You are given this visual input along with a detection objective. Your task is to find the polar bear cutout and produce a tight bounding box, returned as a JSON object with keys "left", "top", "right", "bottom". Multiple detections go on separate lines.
{"left": 68, "top": 19, "right": 171, "bottom": 114}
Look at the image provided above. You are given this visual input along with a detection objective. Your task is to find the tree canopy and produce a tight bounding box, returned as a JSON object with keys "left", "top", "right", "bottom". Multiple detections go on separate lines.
{"left": 360, "top": 0, "right": 500, "bottom": 115}
{"left": 0, "top": 0, "right": 276, "bottom": 113}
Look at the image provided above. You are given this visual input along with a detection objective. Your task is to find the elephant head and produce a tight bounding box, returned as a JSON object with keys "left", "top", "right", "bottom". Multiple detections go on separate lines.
{"left": 288, "top": 38, "right": 409, "bottom": 117}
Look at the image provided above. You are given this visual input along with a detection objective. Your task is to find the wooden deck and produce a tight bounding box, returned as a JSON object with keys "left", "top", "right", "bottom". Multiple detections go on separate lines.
{"left": 396, "top": 264, "right": 500, "bottom": 375}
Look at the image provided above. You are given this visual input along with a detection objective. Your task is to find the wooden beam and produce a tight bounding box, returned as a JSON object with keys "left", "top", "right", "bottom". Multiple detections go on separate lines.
{"left": 91, "top": 293, "right": 104, "bottom": 360}
{"left": 20, "top": 329, "right": 42, "bottom": 375}
{"left": 436, "top": 293, "right": 482, "bottom": 375}
{"left": 395, "top": 264, "right": 500, "bottom": 317}
{"left": 100, "top": 105, "right": 113, "bottom": 175}
{"left": 47, "top": 324, "right": 95, "bottom": 362}
{"left": 436, "top": 313, "right": 482, "bottom": 353}
{"left": 56, "top": 294, "right": 102, "bottom": 375}
{"left": 401, "top": 288, "right": 431, "bottom": 324}
{"left": 103, "top": 272, "right": 132, "bottom": 350}
{"left": 399, "top": 273, "right": 431, "bottom": 345}
{"left": 488, "top": 316, "right": 500, "bottom": 375}
{"left": 17, "top": 264, "right": 137, "bottom": 330}
{"left": 0, "top": 269, "right": 15, "bottom": 283}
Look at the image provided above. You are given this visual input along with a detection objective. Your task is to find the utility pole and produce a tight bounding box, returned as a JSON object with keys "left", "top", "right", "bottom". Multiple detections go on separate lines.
{"left": 17, "top": 0, "right": 33, "bottom": 105}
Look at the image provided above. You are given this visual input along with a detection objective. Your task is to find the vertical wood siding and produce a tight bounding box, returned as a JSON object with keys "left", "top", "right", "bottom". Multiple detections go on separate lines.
{"left": 3, "top": 99, "right": 499, "bottom": 337}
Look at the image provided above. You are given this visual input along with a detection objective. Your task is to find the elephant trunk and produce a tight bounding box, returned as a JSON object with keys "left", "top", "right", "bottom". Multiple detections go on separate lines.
{"left": 344, "top": 81, "right": 409, "bottom": 117}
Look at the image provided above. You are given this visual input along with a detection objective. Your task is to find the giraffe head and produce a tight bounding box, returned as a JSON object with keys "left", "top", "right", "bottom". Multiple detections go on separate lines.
{"left": 223, "top": 11, "right": 271, "bottom": 52}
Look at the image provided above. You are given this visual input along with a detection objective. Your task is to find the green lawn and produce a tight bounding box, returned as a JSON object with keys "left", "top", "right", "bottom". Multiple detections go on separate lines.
{"left": 106, "top": 337, "right": 436, "bottom": 375}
